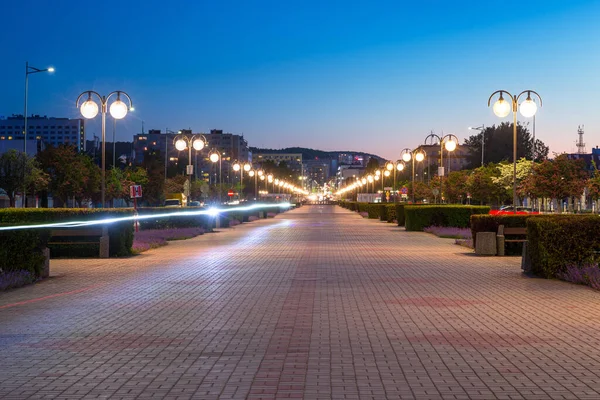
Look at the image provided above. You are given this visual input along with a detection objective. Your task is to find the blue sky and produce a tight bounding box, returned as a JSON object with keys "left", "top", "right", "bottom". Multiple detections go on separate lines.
{"left": 1, "top": 0, "right": 599, "bottom": 160}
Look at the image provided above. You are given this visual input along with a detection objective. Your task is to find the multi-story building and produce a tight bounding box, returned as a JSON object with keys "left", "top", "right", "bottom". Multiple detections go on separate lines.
{"left": 133, "top": 128, "right": 250, "bottom": 185}
{"left": 0, "top": 114, "right": 85, "bottom": 153}
{"left": 303, "top": 159, "right": 332, "bottom": 188}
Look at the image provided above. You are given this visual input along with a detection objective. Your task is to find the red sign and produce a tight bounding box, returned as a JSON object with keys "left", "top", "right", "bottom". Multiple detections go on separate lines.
{"left": 228, "top": 189, "right": 234, "bottom": 197}
{"left": 129, "top": 185, "right": 143, "bottom": 198}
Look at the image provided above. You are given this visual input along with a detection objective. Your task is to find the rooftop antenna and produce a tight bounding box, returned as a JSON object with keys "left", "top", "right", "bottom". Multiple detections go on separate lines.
{"left": 141, "top": 120, "right": 145, "bottom": 134}
{"left": 577, "top": 125, "right": 586, "bottom": 154}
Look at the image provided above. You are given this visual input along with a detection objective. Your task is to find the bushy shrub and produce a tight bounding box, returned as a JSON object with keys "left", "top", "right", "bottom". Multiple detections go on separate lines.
{"left": 405, "top": 205, "right": 490, "bottom": 231}
{"left": 385, "top": 204, "right": 396, "bottom": 223}
{"left": 0, "top": 228, "right": 48, "bottom": 283}
{"left": 366, "top": 203, "right": 380, "bottom": 219}
{"left": 527, "top": 215, "right": 600, "bottom": 278}
{"left": 395, "top": 204, "right": 406, "bottom": 226}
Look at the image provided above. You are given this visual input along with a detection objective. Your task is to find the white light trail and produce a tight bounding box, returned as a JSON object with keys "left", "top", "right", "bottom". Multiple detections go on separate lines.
{"left": 0, "top": 203, "right": 292, "bottom": 232}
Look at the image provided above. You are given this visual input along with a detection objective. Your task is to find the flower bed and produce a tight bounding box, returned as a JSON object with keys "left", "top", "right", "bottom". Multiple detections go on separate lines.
{"left": 558, "top": 264, "right": 600, "bottom": 290}
{"left": 423, "top": 226, "right": 472, "bottom": 239}
{"left": 132, "top": 227, "right": 204, "bottom": 253}
{"left": 0, "top": 270, "right": 35, "bottom": 291}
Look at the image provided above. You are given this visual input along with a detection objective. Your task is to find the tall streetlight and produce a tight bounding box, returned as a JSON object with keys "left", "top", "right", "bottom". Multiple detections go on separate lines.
{"left": 174, "top": 133, "right": 206, "bottom": 205}
{"left": 401, "top": 148, "right": 425, "bottom": 204}
{"left": 76, "top": 90, "right": 133, "bottom": 208}
{"left": 469, "top": 125, "right": 485, "bottom": 166}
{"left": 24, "top": 62, "right": 54, "bottom": 156}
{"left": 488, "top": 90, "right": 542, "bottom": 212}
{"left": 440, "top": 134, "right": 458, "bottom": 203}
{"left": 209, "top": 149, "right": 221, "bottom": 203}
{"left": 23, "top": 62, "right": 54, "bottom": 207}
{"left": 385, "top": 161, "right": 405, "bottom": 202}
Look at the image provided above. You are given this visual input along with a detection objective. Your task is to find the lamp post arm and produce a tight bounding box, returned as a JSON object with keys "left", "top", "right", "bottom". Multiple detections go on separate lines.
{"left": 106, "top": 90, "right": 134, "bottom": 109}
{"left": 487, "top": 90, "right": 514, "bottom": 107}
{"left": 75, "top": 90, "right": 104, "bottom": 108}
{"left": 516, "top": 90, "right": 543, "bottom": 106}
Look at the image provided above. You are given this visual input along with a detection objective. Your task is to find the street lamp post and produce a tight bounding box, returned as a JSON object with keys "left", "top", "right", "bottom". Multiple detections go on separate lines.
{"left": 174, "top": 134, "right": 206, "bottom": 205}
{"left": 469, "top": 125, "right": 485, "bottom": 166}
{"left": 401, "top": 148, "right": 425, "bottom": 204}
{"left": 209, "top": 150, "right": 221, "bottom": 203}
{"left": 440, "top": 134, "right": 458, "bottom": 203}
{"left": 488, "top": 90, "right": 542, "bottom": 212}
{"left": 76, "top": 90, "right": 133, "bottom": 208}
{"left": 23, "top": 62, "right": 54, "bottom": 207}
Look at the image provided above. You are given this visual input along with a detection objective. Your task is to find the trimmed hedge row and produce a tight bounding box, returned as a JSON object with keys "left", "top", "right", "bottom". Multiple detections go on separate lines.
{"left": 527, "top": 215, "right": 600, "bottom": 279}
{"left": 405, "top": 205, "right": 490, "bottom": 231}
{"left": 0, "top": 209, "right": 135, "bottom": 282}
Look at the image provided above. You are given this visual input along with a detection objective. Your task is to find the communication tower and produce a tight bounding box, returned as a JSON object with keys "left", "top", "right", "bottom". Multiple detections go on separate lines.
{"left": 576, "top": 125, "right": 586, "bottom": 154}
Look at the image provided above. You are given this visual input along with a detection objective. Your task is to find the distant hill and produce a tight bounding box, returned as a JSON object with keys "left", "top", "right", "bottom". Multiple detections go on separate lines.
{"left": 249, "top": 146, "right": 385, "bottom": 163}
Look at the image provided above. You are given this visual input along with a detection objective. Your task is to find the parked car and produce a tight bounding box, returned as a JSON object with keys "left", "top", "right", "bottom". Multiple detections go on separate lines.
{"left": 489, "top": 206, "right": 540, "bottom": 215}
{"left": 188, "top": 201, "right": 202, "bottom": 207}
{"left": 164, "top": 199, "right": 182, "bottom": 207}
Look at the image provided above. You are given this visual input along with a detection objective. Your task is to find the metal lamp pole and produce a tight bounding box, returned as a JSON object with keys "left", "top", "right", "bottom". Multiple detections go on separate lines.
{"left": 469, "top": 125, "right": 485, "bottom": 166}
{"left": 439, "top": 134, "right": 458, "bottom": 203}
{"left": 23, "top": 62, "right": 54, "bottom": 207}
{"left": 76, "top": 90, "right": 133, "bottom": 208}
{"left": 401, "top": 148, "right": 425, "bottom": 204}
{"left": 488, "top": 90, "right": 542, "bottom": 213}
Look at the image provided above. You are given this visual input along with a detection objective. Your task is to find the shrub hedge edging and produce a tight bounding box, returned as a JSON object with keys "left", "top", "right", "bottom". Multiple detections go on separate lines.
{"left": 405, "top": 205, "right": 490, "bottom": 231}
{"left": 527, "top": 215, "right": 600, "bottom": 279}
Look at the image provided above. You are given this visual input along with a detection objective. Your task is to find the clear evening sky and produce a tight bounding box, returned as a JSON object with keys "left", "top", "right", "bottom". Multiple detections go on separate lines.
{"left": 1, "top": 0, "right": 599, "bottom": 161}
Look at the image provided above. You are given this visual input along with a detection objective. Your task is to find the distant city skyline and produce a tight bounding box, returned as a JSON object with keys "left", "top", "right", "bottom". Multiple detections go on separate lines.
{"left": 1, "top": 1, "right": 599, "bottom": 161}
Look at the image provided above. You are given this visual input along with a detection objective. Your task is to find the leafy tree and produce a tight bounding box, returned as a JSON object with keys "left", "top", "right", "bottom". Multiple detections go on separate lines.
{"left": 465, "top": 165, "right": 505, "bottom": 205}
{"left": 37, "top": 145, "right": 100, "bottom": 207}
{"left": 587, "top": 160, "right": 600, "bottom": 202}
{"left": 492, "top": 158, "right": 534, "bottom": 203}
{"left": 141, "top": 149, "right": 166, "bottom": 206}
{"left": 463, "top": 122, "right": 549, "bottom": 168}
{"left": 0, "top": 150, "right": 35, "bottom": 207}
{"left": 443, "top": 170, "right": 469, "bottom": 203}
{"left": 520, "top": 154, "right": 587, "bottom": 206}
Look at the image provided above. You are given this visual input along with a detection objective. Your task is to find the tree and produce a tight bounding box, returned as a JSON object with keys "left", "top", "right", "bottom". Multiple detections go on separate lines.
{"left": 141, "top": 149, "right": 166, "bottom": 206}
{"left": 443, "top": 170, "right": 469, "bottom": 203}
{"left": 465, "top": 165, "right": 505, "bottom": 205}
{"left": 520, "top": 155, "right": 587, "bottom": 206}
{"left": 492, "top": 158, "right": 533, "bottom": 203}
{"left": 37, "top": 145, "right": 100, "bottom": 207}
{"left": 463, "top": 123, "right": 549, "bottom": 168}
{"left": 0, "top": 150, "right": 35, "bottom": 207}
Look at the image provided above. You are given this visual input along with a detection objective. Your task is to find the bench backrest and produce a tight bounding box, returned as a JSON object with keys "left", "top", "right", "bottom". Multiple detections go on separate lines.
{"left": 50, "top": 227, "right": 106, "bottom": 237}
{"left": 498, "top": 224, "right": 526, "bottom": 236}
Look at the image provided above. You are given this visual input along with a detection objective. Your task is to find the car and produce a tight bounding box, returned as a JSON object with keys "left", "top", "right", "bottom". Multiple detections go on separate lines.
{"left": 489, "top": 206, "right": 540, "bottom": 215}
{"left": 188, "top": 201, "right": 202, "bottom": 207}
{"left": 164, "top": 199, "right": 182, "bottom": 207}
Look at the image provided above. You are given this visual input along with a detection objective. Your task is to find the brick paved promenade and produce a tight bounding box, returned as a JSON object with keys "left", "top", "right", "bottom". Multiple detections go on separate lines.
{"left": 2, "top": 205, "right": 600, "bottom": 400}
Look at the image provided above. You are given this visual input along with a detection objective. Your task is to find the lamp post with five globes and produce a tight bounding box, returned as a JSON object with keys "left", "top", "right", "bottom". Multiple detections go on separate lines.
{"left": 76, "top": 90, "right": 133, "bottom": 208}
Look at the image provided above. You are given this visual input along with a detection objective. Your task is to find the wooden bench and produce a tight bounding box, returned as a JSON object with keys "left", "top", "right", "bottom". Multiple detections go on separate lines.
{"left": 48, "top": 226, "right": 109, "bottom": 258}
{"left": 496, "top": 225, "right": 527, "bottom": 256}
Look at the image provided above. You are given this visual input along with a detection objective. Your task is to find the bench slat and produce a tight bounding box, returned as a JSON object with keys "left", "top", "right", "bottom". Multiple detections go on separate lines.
{"left": 504, "top": 228, "right": 527, "bottom": 235}
{"left": 50, "top": 229, "right": 104, "bottom": 237}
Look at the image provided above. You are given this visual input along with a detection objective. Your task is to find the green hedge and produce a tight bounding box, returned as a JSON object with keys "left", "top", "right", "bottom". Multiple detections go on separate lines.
{"left": 527, "top": 215, "right": 600, "bottom": 278}
{"left": 378, "top": 204, "right": 397, "bottom": 222}
{"left": 0, "top": 228, "right": 48, "bottom": 282}
{"left": 0, "top": 209, "right": 134, "bottom": 282}
{"left": 405, "top": 205, "right": 490, "bottom": 231}
{"left": 395, "top": 204, "right": 406, "bottom": 226}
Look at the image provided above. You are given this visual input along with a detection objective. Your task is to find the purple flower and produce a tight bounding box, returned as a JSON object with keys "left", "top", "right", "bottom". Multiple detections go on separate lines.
{"left": 132, "top": 228, "right": 204, "bottom": 253}
{"left": 0, "top": 270, "right": 34, "bottom": 291}
{"left": 424, "top": 226, "right": 472, "bottom": 239}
